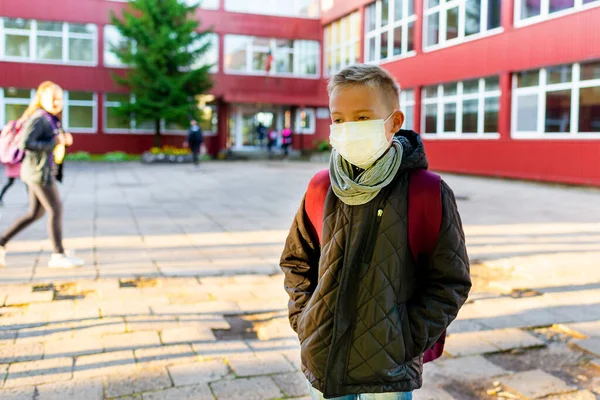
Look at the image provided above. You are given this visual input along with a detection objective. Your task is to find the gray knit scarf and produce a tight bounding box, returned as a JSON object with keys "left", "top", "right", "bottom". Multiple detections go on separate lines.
{"left": 329, "top": 138, "right": 403, "bottom": 206}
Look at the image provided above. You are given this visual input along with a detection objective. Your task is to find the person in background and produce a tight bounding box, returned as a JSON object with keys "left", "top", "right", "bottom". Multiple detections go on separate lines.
{"left": 281, "top": 127, "right": 293, "bottom": 158}
{"left": 256, "top": 122, "right": 267, "bottom": 148}
{"left": 184, "top": 119, "right": 204, "bottom": 169}
{"left": 0, "top": 161, "right": 23, "bottom": 207}
{"left": 267, "top": 128, "right": 278, "bottom": 158}
{"left": 0, "top": 81, "right": 84, "bottom": 269}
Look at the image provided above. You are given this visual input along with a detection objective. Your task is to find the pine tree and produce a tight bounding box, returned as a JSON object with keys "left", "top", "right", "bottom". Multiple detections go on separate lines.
{"left": 109, "top": 0, "right": 214, "bottom": 147}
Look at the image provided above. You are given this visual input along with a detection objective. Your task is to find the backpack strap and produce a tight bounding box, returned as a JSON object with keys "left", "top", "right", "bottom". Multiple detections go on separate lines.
{"left": 305, "top": 169, "right": 330, "bottom": 244}
{"left": 408, "top": 169, "right": 442, "bottom": 260}
{"left": 409, "top": 168, "right": 445, "bottom": 364}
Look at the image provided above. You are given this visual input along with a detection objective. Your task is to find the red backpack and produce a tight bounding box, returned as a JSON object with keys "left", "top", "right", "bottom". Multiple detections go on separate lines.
{"left": 305, "top": 168, "right": 446, "bottom": 364}
{"left": 0, "top": 120, "right": 25, "bottom": 165}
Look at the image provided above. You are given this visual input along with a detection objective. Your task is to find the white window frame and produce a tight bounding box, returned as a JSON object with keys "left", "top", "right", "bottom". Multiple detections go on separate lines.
{"left": 63, "top": 91, "right": 98, "bottom": 134}
{"left": 295, "top": 108, "right": 316, "bottom": 134}
{"left": 423, "top": 0, "right": 503, "bottom": 52}
{"left": 514, "top": 0, "right": 600, "bottom": 27}
{"left": 106, "top": 0, "right": 220, "bottom": 8}
{"left": 0, "top": 88, "right": 34, "bottom": 128}
{"left": 400, "top": 89, "right": 415, "bottom": 130}
{"left": 104, "top": 93, "right": 212, "bottom": 136}
{"left": 512, "top": 62, "right": 600, "bottom": 139}
{"left": 224, "top": 35, "right": 320, "bottom": 79}
{"left": 421, "top": 77, "right": 501, "bottom": 139}
{"left": 324, "top": 12, "right": 361, "bottom": 76}
{"left": 103, "top": 93, "right": 135, "bottom": 134}
{"left": 365, "top": 0, "right": 417, "bottom": 65}
{"left": 0, "top": 18, "right": 98, "bottom": 66}
{"left": 224, "top": 0, "right": 321, "bottom": 19}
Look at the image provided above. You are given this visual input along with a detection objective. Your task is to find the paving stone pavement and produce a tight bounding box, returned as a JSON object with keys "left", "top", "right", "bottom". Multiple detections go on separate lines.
{"left": 0, "top": 161, "right": 598, "bottom": 399}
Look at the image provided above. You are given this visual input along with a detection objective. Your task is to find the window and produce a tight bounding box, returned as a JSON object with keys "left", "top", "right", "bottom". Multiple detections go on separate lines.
{"left": 0, "top": 18, "right": 97, "bottom": 65}
{"left": 296, "top": 108, "right": 316, "bottom": 134}
{"left": 0, "top": 88, "right": 33, "bottom": 127}
{"left": 400, "top": 89, "right": 415, "bottom": 130}
{"left": 191, "top": 33, "right": 219, "bottom": 72}
{"left": 1, "top": 88, "right": 97, "bottom": 132}
{"left": 103, "top": 25, "right": 130, "bottom": 67}
{"left": 515, "top": 0, "right": 599, "bottom": 24}
{"left": 224, "top": 0, "right": 320, "bottom": 18}
{"left": 422, "top": 76, "right": 501, "bottom": 137}
{"left": 513, "top": 60, "right": 600, "bottom": 137}
{"left": 224, "top": 35, "right": 319, "bottom": 77}
{"left": 324, "top": 12, "right": 360, "bottom": 76}
{"left": 365, "top": 0, "right": 416, "bottom": 63}
{"left": 424, "top": 0, "right": 502, "bottom": 49}
{"left": 107, "top": 0, "right": 219, "bottom": 8}
{"left": 64, "top": 92, "right": 97, "bottom": 132}
{"left": 104, "top": 93, "right": 133, "bottom": 131}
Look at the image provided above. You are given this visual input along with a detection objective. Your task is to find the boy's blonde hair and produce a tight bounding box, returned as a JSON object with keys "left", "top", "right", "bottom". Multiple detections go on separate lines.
{"left": 327, "top": 64, "right": 400, "bottom": 110}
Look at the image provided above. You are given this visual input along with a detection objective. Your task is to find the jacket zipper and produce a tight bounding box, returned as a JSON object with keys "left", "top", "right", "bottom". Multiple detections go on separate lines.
{"left": 324, "top": 201, "right": 386, "bottom": 396}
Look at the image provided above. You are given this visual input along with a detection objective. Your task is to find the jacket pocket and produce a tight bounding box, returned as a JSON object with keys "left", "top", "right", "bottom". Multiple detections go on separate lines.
{"left": 398, "top": 302, "right": 417, "bottom": 362}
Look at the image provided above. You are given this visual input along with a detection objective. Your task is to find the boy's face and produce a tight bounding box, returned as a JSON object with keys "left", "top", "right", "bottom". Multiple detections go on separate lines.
{"left": 330, "top": 85, "right": 405, "bottom": 142}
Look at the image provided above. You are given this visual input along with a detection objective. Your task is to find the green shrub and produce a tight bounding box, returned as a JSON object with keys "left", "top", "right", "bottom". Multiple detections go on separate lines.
{"left": 315, "top": 140, "right": 331, "bottom": 153}
{"left": 102, "top": 152, "right": 130, "bottom": 162}
{"left": 66, "top": 151, "right": 91, "bottom": 161}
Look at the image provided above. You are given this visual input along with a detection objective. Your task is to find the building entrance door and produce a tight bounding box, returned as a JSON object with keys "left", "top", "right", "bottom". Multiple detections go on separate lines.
{"left": 230, "top": 105, "right": 281, "bottom": 150}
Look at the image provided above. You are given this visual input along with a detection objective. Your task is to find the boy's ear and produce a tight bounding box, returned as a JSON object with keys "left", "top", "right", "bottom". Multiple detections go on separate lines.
{"left": 391, "top": 111, "right": 405, "bottom": 133}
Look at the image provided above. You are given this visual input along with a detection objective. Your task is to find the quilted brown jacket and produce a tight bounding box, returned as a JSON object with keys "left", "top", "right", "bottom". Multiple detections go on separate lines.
{"left": 280, "top": 130, "right": 471, "bottom": 398}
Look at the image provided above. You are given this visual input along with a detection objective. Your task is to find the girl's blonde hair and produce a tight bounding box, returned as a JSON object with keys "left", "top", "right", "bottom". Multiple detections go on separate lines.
{"left": 21, "top": 81, "right": 63, "bottom": 121}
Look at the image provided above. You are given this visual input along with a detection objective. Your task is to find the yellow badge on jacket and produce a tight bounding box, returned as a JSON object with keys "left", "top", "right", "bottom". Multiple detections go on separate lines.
{"left": 54, "top": 144, "right": 66, "bottom": 165}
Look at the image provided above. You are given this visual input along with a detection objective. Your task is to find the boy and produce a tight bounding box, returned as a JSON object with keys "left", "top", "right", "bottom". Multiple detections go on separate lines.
{"left": 280, "top": 64, "right": 471, "bottom": 400}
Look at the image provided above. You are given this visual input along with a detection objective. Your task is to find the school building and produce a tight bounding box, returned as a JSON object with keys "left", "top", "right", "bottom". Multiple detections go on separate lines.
{"left": 0, "top": 0, "right": 599, "bottom": 185}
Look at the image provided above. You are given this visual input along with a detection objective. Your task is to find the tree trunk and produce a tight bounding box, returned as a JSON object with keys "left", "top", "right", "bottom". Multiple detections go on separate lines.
{"left": 154, "top": 119, "right": 162, "bottom": 148}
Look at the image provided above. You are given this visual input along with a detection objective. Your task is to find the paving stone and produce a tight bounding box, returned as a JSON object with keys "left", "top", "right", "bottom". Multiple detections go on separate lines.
{"left": 4, "top": 357, "right": 73, "bottom": 388}
{"left": 6, "top": 291, "right": 54, "bottom": 306}
{"left": 99, "top": 300, "right": 151, "bottom": 317}
{"left": 432, "top": 355, "right": 509, "bottom": 381}
{"left": 478, "top": 328, "right": 545, "bottom": 352}
{"left": 228, "top": 353, "right": 296, "bottom": 377}
{"left": 74, "top": 350, "right": 136, "bottom": 378}
{"left": 544, "top": 390, "right": 598, "bottom": 400}
{"left": 0, "top": 342, "right": 44, "bottom": 363}
{"left": 444, "top": 332, "right": 499, "bottom": 357}
{"left": 271, "top": 371, "right": 309, "bottom": 397}
{"left": 168, "top": 360, "right": 230, "bottom": 386}
{"left": 413, "top": 385, "right": 456, "bottom": 400}
{"left": 558, "top": 321, "right": 600, "bottom": 338}
{"left": 44, "top": 337, "right": 103, "bottom": 358}
{"left": 142, "top": 384, "right": 214, "bottom": 400}
{"left": 36, "top": 377, "right": 103, "bottom": 400}
{"left": 501, "top": 369, "right": 576, "bottom": 399}
{"left": 16, "top": 322, "right": 74, "bottom": 344}
{"left": 0, "top": 386, "right": 36, "bottom": 400}
{"left": 571, "top": 338, "right": 600, "bottom": 357}
{"left": 178, "top": 315, "right": 230, "bottom": 330}
{"left": 135, "top": 344, "right": 199, "bottom": 367}
{"left": 192, "top": 340, "right": 253, "bottom": 359}
{"left": 152, "top": 301, "right": 241, "bottom": 316}
{"left": 102, "top": 331, "right": 161, "bottom": 351}
{"left": 125, "top": 315, "right": 180, "bottom": 332}
{"left": 160, "top": 327, "right": 216, "bottom": 345}
{"left": 71, "top": 317, "right": 127, "bottom": 337}
{"left": 104, "top": 366, "right": 173, "bottom": 398}
{"left": 211, "top": 376, "right": 283, "bottom": 400}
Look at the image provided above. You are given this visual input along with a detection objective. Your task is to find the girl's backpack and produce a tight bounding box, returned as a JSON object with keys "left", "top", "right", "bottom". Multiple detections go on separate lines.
{"left": 0, "top": 120, "right": 25, "bottom": 165}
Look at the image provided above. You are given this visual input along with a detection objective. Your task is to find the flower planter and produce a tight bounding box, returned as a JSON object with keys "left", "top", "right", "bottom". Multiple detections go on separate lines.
{"left": 141, "top": 152, "right": 194, "bottom": 164}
